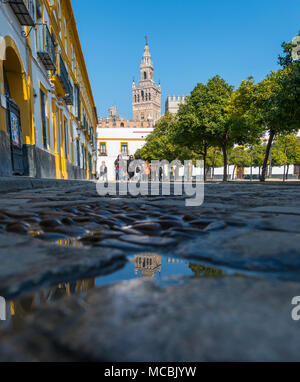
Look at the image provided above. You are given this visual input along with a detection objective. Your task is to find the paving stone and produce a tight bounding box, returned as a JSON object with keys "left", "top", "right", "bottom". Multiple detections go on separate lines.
{"left": 176, "top": 229, "right": 300, "bottom": 276}
{"left": 0, "top": 180, "right": 299, "bottom": 361}
{"left": 1, "top": 277, "right": 300, "bottom": 362}
{"left": 119, "top": 234, "right": 177, "bottom": 247}
{"left": 0, "top": 233, "right": 125, "bottom": 300}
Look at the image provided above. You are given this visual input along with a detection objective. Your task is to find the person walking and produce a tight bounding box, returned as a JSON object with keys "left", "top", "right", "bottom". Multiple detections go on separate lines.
{"left": 143, "top": 160, "right": 151, "bottom": 182}
{"left": 127, "top": 155, "right": 135, "bottom": 181}
{"left": 114, "top": 155, "right": 123, "bottom": 181}
{"left": 99, "top": 161, "right": 108, "bottom": 182}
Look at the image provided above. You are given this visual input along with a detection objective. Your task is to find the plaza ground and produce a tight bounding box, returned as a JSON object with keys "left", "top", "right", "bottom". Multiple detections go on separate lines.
{"left": 0, "top": 179, "right": 299, "bottom": 361}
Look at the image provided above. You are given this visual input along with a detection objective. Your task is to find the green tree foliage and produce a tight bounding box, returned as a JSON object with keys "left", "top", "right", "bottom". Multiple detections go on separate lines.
{"left": 171, "top": 83, "right": 213, "bottom": 181}
{"left": 249, "top": 143, "right": 266, "bottom": 168}
{"left": 278, "top": 31, "right": 300, "bottom": 68}
{"left": 135, "top": 113, "right": 194, "bottom": 162}
{"left": 136, "top": 37, "right": 300, "bottom": 183}
{"left": 229, "top": 147, "right": 251, "bottom": 168}
{"left": 202, "top": 76, "right": 235, "bottom": 181}
{"left": 189, "top": 264, "right": 224, "bottom": 278}
{"left": 172, "top": 76, "right": 253, "bottom": 181}
{"left": 272, "top": 134, "right": 300, "bottom": 180}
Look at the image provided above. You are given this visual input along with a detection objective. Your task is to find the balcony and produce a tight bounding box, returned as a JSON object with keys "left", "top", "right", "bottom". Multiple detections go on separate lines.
{"left": 59, "top": 55, "right": 73, "bottom": 105}
{"left": 37, "top": 24, "right": 56, "bottom": 71}
{"left": 64, "top": 81, "right": 73, "bottom": 105}
{"left": 7, "top": 0, "right": 35, "bottom": 26}
{"left": 51, "top": 54, "right": 73, "bottom": 105}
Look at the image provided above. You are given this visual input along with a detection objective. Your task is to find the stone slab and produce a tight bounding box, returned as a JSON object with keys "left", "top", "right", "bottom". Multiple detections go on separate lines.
{"left": 1, "top": 277, "right": 300, "bottom": 362}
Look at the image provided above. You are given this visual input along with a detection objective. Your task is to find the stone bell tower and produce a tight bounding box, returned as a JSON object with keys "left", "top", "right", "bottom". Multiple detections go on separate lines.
{"left": 132, "top": 37, "right": 161, "bottom": 124}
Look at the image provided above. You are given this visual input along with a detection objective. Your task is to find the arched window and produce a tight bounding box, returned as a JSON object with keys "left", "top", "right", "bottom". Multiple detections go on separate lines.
{"left": 144, "top": 72, "right": 147, "bottom": 80}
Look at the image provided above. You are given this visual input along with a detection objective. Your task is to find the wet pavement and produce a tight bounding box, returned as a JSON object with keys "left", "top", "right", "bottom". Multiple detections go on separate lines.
{"left": 0, "top": 180, "right": 299, "bottom": 361}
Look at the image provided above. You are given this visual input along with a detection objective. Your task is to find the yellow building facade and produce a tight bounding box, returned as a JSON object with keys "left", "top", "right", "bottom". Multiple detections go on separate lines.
{"left": 0, "top": 0, "right": 97, "bottom": 179}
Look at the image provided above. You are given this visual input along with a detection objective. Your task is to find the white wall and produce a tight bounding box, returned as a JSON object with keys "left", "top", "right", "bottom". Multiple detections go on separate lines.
{"left": 97, "top": 126, "right": 154, "bottom": 180}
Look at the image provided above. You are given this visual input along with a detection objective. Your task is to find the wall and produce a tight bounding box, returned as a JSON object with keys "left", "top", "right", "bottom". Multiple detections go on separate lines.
{"left": 0, "top": 0, "right": 97, "bottom": 180}
{"left": 97, "top": 126, "right": 154, "bottom": 181}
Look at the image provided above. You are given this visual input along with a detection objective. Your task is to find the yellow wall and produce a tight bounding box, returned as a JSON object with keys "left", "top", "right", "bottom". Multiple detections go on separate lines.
{"left": 0, "top": 0, "right": 97, "bottom": 179}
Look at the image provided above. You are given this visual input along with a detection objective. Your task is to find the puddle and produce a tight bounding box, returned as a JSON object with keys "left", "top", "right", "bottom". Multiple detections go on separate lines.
{"left": 0, "top": 254, "right": 227, "bottom": 334}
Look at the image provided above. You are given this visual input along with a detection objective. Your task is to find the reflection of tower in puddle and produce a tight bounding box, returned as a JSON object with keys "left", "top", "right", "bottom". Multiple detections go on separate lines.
{"left": 134, "top": 253, "right": 162, "bottom": 280}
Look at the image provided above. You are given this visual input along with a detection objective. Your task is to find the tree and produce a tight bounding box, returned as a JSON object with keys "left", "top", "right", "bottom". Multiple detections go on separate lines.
{"left": 249, "top": 143, "right": 267, "bottom": 178}
{"left": 229, "top": 146, "right": 251, "bottom": 179}
{"left": 202, "top": 76, "right": 235, "bottom": 181}
{"left": 272, "top": 134, "right": 300, "bottom": 180}
{"left": 135, "top": 113, "right": 194, "bottom": 162}
{"left": 278, "top": 31, "right": 300, "bottom": 68}
{"left": 171, "top": 83, "right": 213, "bottom": 181}
{"left": 249, "top": 36, "right": 300, "bottom": 181}
{"left": 206, "top": 147, "right": 223, "bottom": 180}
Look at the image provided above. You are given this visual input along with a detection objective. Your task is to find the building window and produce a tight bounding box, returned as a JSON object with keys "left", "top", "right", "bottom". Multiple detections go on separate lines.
{"left": 36, "top": 0, "right": 42, "bottom": 24}
{"left": 144, "top": 72, "right": 147, "bottom": 80}
{"left": 82, "top": 145, "right": 86, "bottom": 170}
{"left": 88, "top": 153, "right": 92, "bottom": 175}
{"left": 40, "top": 88, "right": 48, "bottom": 150}
{"left": 64, "top": 119, "right": 69, "bottom": 160}
{"left": 120, "top": 122, "right": 124, "bottom": 127}
{"left": 76, "top": 139, "right": 80, "bottom": 167}
{"left": 75, "top": 84, "right": 81, "bottom": 120}
{"left": 121, "top": 143, "right": 128, "bottom": 155}
{"left": 99, "top": 142, "right": 107, "bottom": 155}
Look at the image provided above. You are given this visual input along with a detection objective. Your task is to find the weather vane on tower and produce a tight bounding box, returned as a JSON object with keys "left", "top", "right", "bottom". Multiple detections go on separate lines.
{"left": 145, "top": 35, "right": 148, "bottom": 46}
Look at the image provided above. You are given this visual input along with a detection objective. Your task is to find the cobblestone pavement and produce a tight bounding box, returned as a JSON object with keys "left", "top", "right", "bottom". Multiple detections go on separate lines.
{"left": 0, "top": 180, "right": 299, "bottom": 361}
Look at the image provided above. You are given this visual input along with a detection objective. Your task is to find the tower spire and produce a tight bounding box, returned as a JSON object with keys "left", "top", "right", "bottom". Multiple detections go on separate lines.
{"left": 132, "top": 39, "right": 161, "bottom": 123}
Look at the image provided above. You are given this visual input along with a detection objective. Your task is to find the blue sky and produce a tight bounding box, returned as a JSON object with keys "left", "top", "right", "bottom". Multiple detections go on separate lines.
{"left": 72, "top": 0, "right": 300, "bottom": 119}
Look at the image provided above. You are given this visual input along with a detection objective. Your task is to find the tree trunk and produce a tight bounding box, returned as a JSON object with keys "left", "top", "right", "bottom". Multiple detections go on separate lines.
{"left": 250, "top": 150, "right": 253, "bottom": 181}
{"left": 222, "top": 147, "right": 228, "bottom": 182}
{"left": 232, "top": 165, "right": 236, "bottom": 181}
{"left": 269, "top": 146, "right": 273, "bottom": 179}
{"left": 283, "top": 144, "right": 287, "bottom": 182}
{"left": 286, "top": 164, "right": 290, "bottom": 181}
{"left": 203, "top": 145, "right": 208, "bottom": 182}
{"left": 260, "top": 131, "right": 275, "bottom": 182}
{"left": 212, "top": 149, "right": 216, "bottom": 181}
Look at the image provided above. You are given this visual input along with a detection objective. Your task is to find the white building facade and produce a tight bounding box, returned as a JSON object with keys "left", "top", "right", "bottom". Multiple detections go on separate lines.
{"left": 96, "top": 124, "right": 154, "bottom": 181}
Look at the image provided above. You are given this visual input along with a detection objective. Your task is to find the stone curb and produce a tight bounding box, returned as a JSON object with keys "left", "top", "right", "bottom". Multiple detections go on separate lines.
{"left": 0, "top": 177, "right": 96, "bottom": 193}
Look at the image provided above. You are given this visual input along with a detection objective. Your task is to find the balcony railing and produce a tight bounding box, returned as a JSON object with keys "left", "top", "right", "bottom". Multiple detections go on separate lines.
{"left": 58, "top": 54, "right": 73, "bottom": 105}
{"left": 64, "top": 81, "right": 73, "bottom": 105}
{"left": 37, "top": 24, "right": 56, "bottom": 71}
{"left": 7, "top": 0, "right": 35, "bottom": 26}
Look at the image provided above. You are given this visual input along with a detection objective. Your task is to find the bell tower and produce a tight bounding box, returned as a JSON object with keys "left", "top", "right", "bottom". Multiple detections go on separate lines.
{"left": 132, "top": 37, "right": 161, "bottom": 124}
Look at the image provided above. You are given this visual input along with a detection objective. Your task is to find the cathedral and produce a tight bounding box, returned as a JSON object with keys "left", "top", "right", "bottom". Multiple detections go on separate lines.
{"left": 96, "top": 38, "right": 159, "bottom": 180}
{"left": 132, "top": 37, "right": 161, "bottom": 123}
